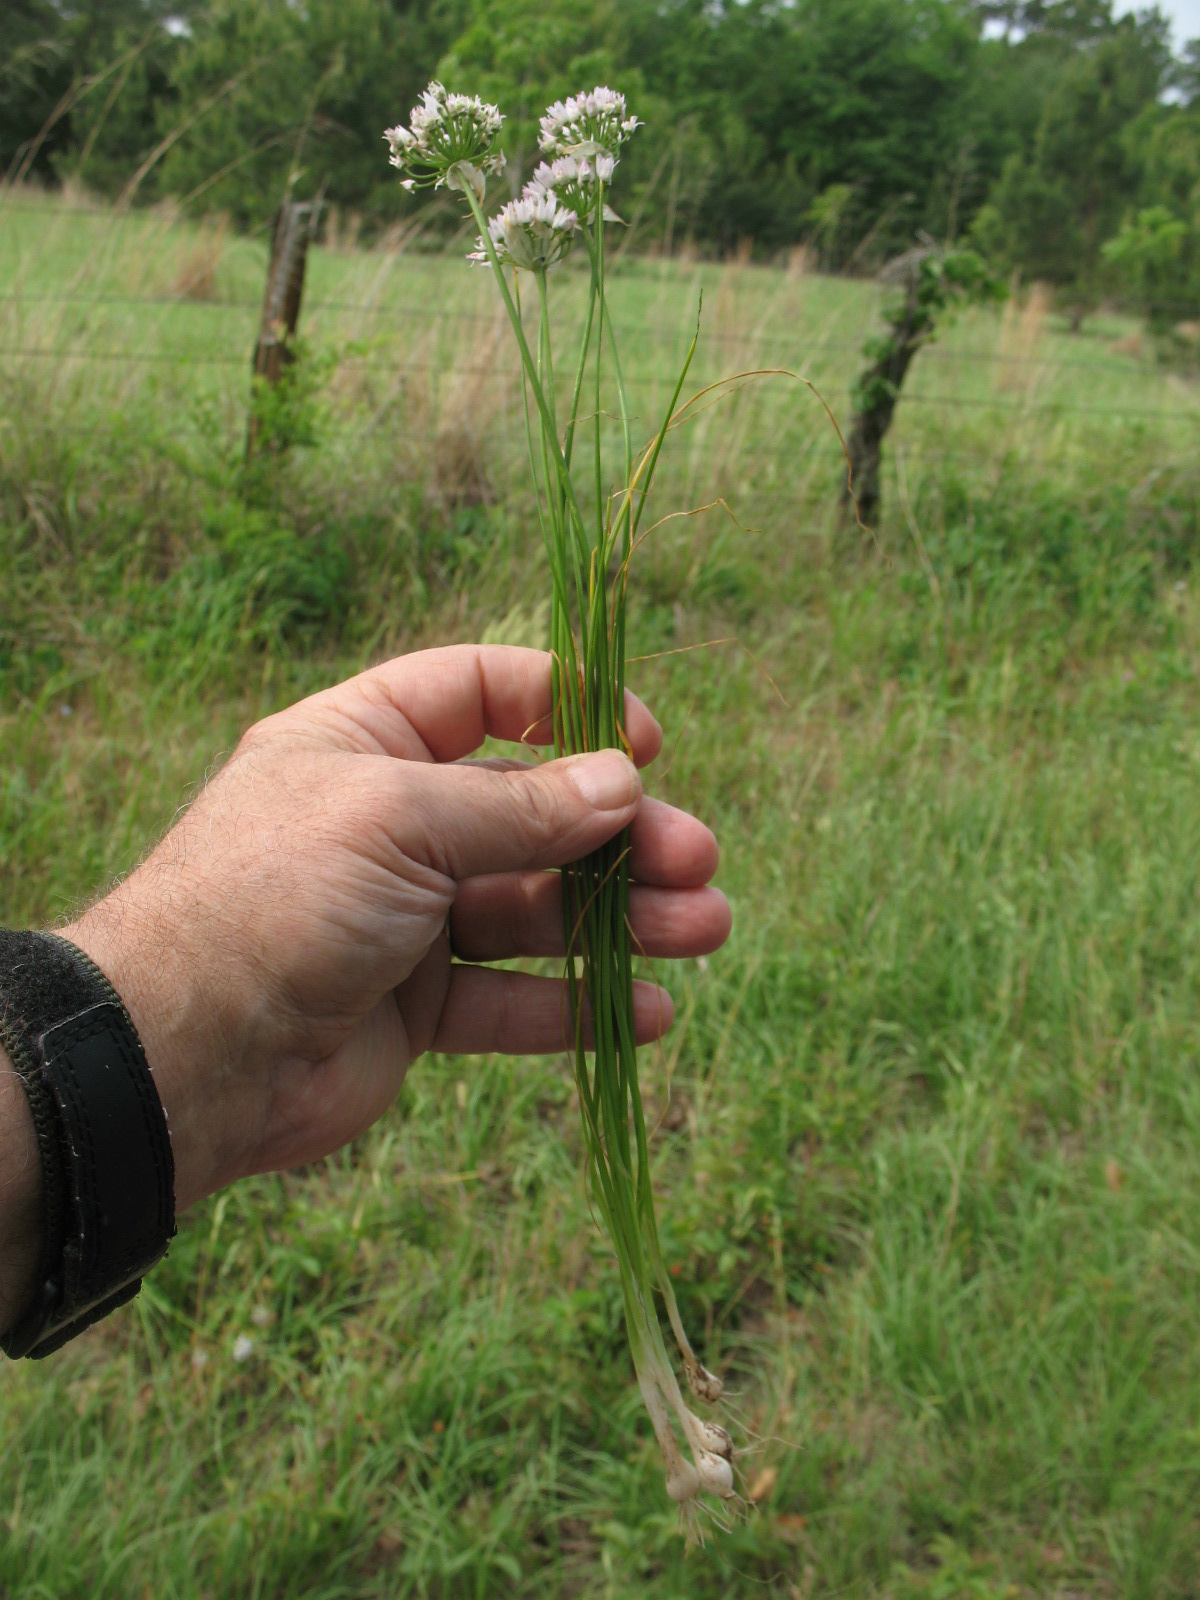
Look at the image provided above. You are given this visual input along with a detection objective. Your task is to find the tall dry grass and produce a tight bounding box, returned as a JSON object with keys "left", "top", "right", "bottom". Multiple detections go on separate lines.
{"left": 172, "top": 213, "right": 230, "bottom": 301}
{"left": 996, "top": 279, "right": 1050, "bottom": 394}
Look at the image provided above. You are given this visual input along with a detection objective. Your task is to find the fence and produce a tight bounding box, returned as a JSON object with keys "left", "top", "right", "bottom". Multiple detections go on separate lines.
{"left": 2, "top": 195, "right": 1196, "bottom": 501}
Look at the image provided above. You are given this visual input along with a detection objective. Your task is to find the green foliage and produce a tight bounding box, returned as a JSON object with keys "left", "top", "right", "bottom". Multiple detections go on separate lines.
{"left": 1, "top": 0, "right": 1188, "bottom": 279}
{"left": 0, "top": 0, "right": 73, "bottom": 181}
{"left": 0, "top": 0, "right": 203, "bottom": 188}
{"left": 806, "top": 182, "right": 856, "bottom": 270}
{"left": 1180, "top": 37, "right": 1200, "bottom": 108}
{"left": 155, "top": 0, "right": 460, "bottom": 225}
{"left": 914, "top": 469, "right": 1178, "bottom": 624}
{"left": 164, "top": 342, "right": 351, "bottom": 659}
{"left": 53, "top": 25, "right": 178, "bottom": 198}
{"left": 860, "top": 248, "right": 998, "bottom": 396}
{"left": 971, "top": 157, "right": 1084, "bottom": 285}
{"left": 1103, "top": 205, "right": 1194, "bottom": 328}
{"left": 1, "top": 0, "right": 1196, "bottom": 302}
{"left": 438, "top": 0, "right": 621, "bottom": 181}
{"left": 1101, "top": 104, "right": 1200, "bottom": 325}
{"left": 1132, "top": 101, "right": 1200, "bottom": 216}
{"left": 970, "top": 13, "right": 1170, "bottom": 311}
{"left": 617, "top": 0, "right": 980, "bottom": 258}
{"left": 168, "top": 503, "right": 350, "bottom": 656}
{"left": 241, "top": 337, "right": 338, "bottom": 503}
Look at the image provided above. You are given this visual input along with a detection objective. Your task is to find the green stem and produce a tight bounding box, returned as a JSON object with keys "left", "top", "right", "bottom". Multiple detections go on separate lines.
{"left": 468, "top": 175, "right": 705, "bottom": 1501}
{"left": 563, "top": 246, "right": 600, "bottom": 473}
{"left": 463, "top": 188, "right": 589, "bottom": 569}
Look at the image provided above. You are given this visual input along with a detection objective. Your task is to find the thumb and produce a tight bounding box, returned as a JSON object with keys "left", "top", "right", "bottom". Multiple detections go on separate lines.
{"left": 401, "top": 749, "right": 642, "bottom": 881}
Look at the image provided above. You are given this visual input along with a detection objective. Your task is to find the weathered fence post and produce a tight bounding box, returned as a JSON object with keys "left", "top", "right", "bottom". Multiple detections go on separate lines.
{"left": 841, "top": 245, "right": 997, "bottom": 526}
{"left": 841, "top": 246, "right": 933, "bottom": 527}
{"left": 247, "top": 200, "right": 320, "bottom": 456}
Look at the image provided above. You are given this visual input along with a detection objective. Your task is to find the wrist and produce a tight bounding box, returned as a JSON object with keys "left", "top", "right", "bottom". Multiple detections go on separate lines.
{"left": 63, "top": 894, "right": 256, "bottom": 1213}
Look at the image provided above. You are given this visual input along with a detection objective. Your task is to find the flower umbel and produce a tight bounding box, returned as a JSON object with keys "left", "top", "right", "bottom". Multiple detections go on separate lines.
{"left": 384, "top": 80, "right": 505, "bottom": 201}
{"left": 468, "top": 190, "right": 579, "bottom": 272}
{"left": 539, "top": 86, "right": 640, "bottom": 161}
{"left": 525, "top": 154, "right": 617, "bottom": 220}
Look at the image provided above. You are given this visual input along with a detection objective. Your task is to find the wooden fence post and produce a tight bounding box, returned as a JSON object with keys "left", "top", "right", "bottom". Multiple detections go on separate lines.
{"left": 247, "top": 199, "right": 320, "bottom": 456}
{"left": 840, "top": 245, "right": 933, "bottom": 526}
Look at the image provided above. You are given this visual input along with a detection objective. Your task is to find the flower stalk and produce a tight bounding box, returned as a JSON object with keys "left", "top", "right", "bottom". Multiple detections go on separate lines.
{"left": 385, "top": 83, "right": 738, "bottom": 1535}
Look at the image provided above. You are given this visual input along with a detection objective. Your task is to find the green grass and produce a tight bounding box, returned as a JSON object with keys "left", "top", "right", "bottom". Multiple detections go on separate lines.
{"left": 3, "top": 188, "right": 1200, "bottom": 1596}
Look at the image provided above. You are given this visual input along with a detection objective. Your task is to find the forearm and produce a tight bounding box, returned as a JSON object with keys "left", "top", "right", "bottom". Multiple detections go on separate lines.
{"left": 0, "top": 1045, "right": 44, "bottom": 1339}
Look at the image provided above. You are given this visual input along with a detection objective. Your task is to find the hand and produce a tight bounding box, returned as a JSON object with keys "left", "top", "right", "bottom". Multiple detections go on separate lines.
{"left": 64, "top": 645, "right": 731, "bottom": 1214}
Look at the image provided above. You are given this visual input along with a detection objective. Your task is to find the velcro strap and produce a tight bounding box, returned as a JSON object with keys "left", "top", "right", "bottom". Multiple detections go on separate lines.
{"left": 1, "top": 935, "right": 177, "bottom": 1359}
{"left": 38, "top": 1003, "right": 175, "bottom": 1337}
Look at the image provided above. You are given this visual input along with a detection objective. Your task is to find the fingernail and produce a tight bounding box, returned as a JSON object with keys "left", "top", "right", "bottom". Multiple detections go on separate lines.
{"left": 565, "top": 750, "right": 640, "bottom": 811}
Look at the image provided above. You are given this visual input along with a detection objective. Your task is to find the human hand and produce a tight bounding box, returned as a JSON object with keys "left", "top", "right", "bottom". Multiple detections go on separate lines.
{"left": 64, "top": 645, "right": 730, "bottom": 1214}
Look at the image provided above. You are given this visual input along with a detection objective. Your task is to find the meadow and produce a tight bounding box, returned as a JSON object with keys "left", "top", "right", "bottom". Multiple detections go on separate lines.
{"left": 3, "top": 187, "right": 1200, "bottom": 1598}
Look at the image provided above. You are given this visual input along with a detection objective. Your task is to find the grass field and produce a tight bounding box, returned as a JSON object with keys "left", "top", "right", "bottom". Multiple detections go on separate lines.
{"left": 3, "top": 187, "right": 1200, "bottom": 1598}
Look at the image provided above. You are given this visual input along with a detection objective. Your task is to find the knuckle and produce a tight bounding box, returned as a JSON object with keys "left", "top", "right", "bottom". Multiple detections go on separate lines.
{"left": 517, "top": 870, "right": 545, "bottom": 943}
{"left": 232, "top": 711, "right": 287, "bottom": 763}
{"left": 232, "top": 723, "right": 265, "bottom": 760}
{"left": 505, "top": 769, "right": 567, "bottom": 843}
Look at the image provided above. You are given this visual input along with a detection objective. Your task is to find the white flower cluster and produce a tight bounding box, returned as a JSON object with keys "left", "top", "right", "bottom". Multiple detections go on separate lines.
{"left": 381, "top": 84, "right": 639, "bottom": 273}
{"left": 384, "top": 81, "right": 505, "bottom": 202}
{"left": 466, "top": 87, "right": 641, "bottom": 272}
{"left": 539, "top": 87, "right": 641, "bottom": 161}
{"left": 469, "top": 190, "right": 579, "bottom": 272}
{"left": 525, "top": 153, "right": 616, "bottom": 221}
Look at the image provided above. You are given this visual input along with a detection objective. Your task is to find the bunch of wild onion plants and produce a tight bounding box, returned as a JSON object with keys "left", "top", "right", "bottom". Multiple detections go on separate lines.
{"left": 385, "top": 85, "right": 739, "bottom": 1532}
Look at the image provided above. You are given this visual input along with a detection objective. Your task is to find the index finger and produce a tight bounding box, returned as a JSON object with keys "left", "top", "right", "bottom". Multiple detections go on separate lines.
{"left": 269, "top": 645, "right": 664, "bottom": 767}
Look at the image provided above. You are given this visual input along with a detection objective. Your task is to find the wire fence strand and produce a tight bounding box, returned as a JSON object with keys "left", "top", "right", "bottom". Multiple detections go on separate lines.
{"left": 0, "top": 287, "right": 1185, "bottom": 373}
{"left": 1, "top": 340, "right": 1194, "bottom": 424}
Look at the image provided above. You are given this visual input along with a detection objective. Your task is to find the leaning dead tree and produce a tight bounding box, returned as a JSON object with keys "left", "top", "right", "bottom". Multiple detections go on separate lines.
{"left": 842, "top": 244, "right": 997, "bottom": 526}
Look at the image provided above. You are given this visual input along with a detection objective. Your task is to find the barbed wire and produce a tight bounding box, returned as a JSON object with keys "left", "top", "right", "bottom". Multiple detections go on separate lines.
{"left": 0, "top": 201, "right": 129, "bottom": 216}
{"left": 1, "top": 341, "right": 1194, "bottom": 424}
{"left": 5, "top": 195, "right": 1199, "bottom": 317}
{"left": 0, "top": 288, "right": 1187, "bottom": 373}
{"left": 0, "top": 344, "right": 244, "bottom": 366}
{"left": 318, "top": 424, "right": 1200, "bottom": 477}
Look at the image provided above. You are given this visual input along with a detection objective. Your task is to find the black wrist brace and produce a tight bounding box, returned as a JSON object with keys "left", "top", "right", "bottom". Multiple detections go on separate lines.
{"left": 0, "top": 930, "right": 175, "bottom": 1359}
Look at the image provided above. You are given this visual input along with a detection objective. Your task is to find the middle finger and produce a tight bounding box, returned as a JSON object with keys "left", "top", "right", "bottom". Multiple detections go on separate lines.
{"left": 450, "top": 873, "right": 731, "bottom": 963}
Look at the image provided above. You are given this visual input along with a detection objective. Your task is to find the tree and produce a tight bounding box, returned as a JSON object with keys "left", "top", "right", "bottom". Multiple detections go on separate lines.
{"left": 0, "top": 0, "right": 202, "bottom": 188}
{"left": 0, "top": 0, "right": 69, "bottom": 182}
{"left": 621, "top": 0, "right": 980, "bottom": 261}
{"left": 843, "top": 246, "right": 999, "bottom": 523}
{"left": 157, "top": 0, "right": 470, "bottom": 227}
{"left": 972, "top": 155, "right": 1084, "bottom": 283}
{"left": 0, "top": 0, "right": 1191, "bottom": 283}
{"left": 1178, "top": 37, "right": 1200, "bottom": 106}
{"left": 992, "top": 1, "right": 1118, "bottom": 42}
{"left": 972, "top": 11, "right": 1170, "bottom": 322}
{"left": 1103, "top": 205, "right": 1193, "bottom": 324}
{"left": 438, "top": 0, "right": 622, "bottom": 191}
{"left": 1103, "top": 100, "right": 1200, "bottom": 321}
{"left": 1129, "top": 100, "right": 1200, "bottom": 218}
